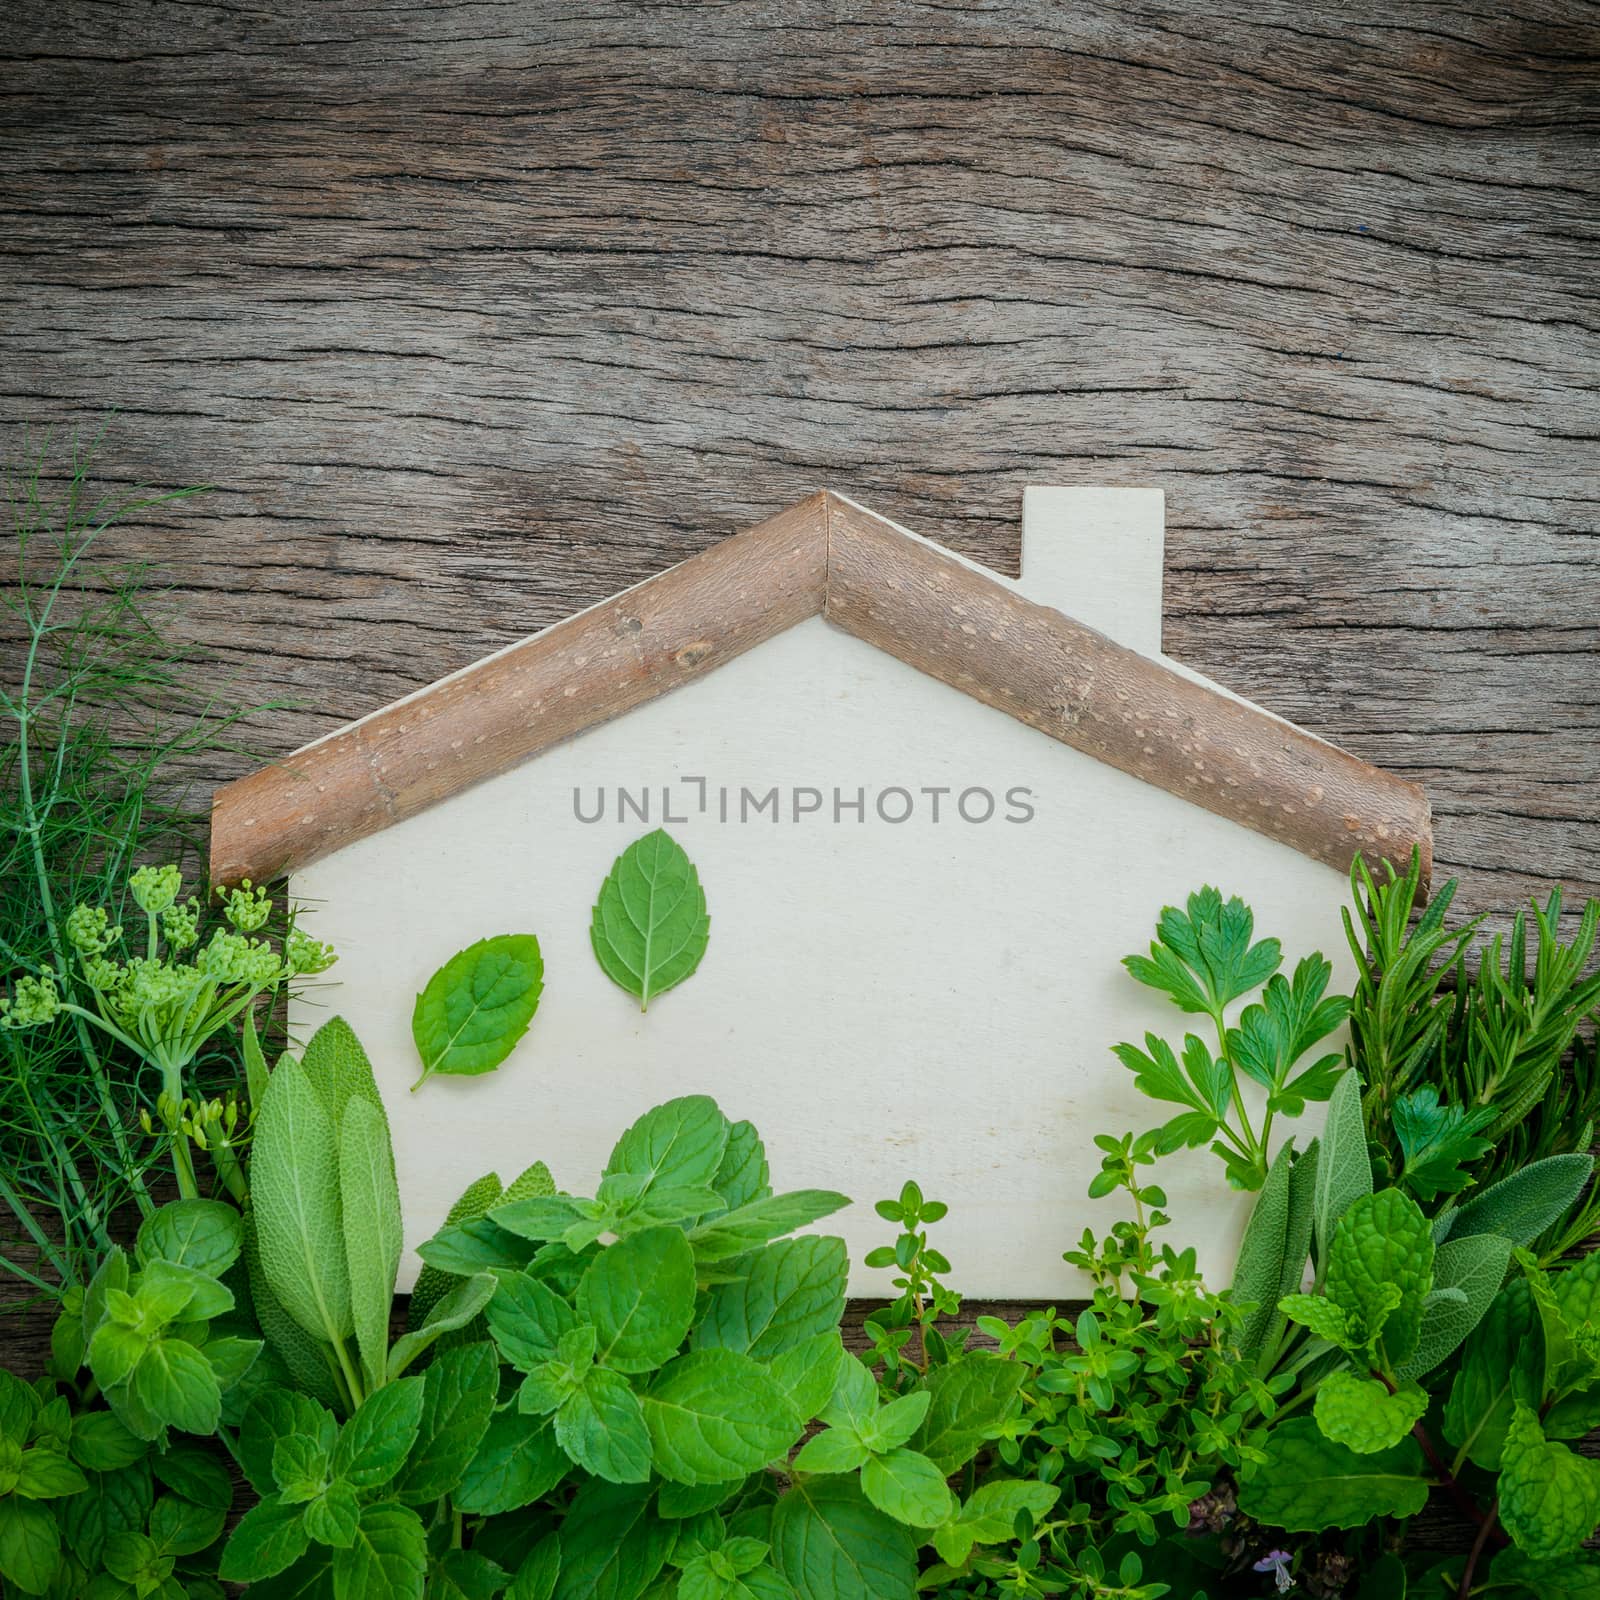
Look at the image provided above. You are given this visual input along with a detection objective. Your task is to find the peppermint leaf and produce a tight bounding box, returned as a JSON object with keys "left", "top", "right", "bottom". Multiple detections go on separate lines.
{"left": 590, "top": 829, "right": 711, "bottom": 1010}
{"left": 1238, "top": 1417, "right": 1427, "bottom": 1529}
{"left": 1313, "top": 1370, "right": 1428, "bottom": 1454}
{"left": 411, "top": 935, "right": 545, "bottom": 1091}
{"left": 1500, "top": 1403, "right": 1600, "bottom": 1560}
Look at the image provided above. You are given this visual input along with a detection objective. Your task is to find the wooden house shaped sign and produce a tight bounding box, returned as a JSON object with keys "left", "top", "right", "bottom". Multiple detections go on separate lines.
{"left": 211, "top": 489, "right": 1431, "bottom": 1298}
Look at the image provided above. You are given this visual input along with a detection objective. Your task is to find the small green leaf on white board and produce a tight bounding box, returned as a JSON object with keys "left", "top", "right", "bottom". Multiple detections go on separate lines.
{"left": 590, "top": 830, "right": 711, "bottom": 1011}
{"left": 411, "top": 935, "right": 545, "bottom": 1091}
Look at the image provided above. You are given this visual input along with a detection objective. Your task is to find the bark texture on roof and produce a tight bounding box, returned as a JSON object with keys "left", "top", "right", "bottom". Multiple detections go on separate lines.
{"left": 209, "top": 492, "right": 1431, "bottom": 887}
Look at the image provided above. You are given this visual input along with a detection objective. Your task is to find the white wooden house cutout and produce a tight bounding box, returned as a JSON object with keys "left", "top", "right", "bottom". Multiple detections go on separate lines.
{"left": 211, "top": 490, "right": 1430, "bottom": 1297}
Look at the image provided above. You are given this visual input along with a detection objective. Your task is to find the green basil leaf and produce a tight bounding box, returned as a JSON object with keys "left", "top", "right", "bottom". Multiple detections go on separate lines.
{"left": 1238, "top": 1417, "right": 1428, "bottom": 1529}
{"left": 576, "top": 1227, "right": 696, "bottom": 1374}
{"left": 136, "top": 1200, "right": 245, "bottom": 1279}
{"left": 252, "top": 1054, "right": 354, "bottom": 1347}
{"left": 771, "top": 1475, "right": 917, "bottom": 1600}
{"left": 642, "top": 1349, "right": 800, "bottom": 1485}
{"left": 411, "top": 935, "right": 545, "bottom": 1091}
{"left": 590, "top": 829, "right": 711, "bottom": 1010}
{"left": 337, "top": 1095, "right": 402, "bottom": 1394}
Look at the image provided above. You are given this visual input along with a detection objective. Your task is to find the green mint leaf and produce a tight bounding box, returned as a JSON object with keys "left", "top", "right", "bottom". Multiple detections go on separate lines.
{"left": 694, "top": 1237, "right": 848, "bottom": 1362}
{"left": 67, "top": 1413, "right": 146, "bottom": 1474}
{"left": 1393, "top": 1086, "right": 1495, "bottom": 1201}
{"left": 1490, "top": 1548, "right": 1600, "bottom": 1600}
{"left": 139, "top": 1257, "right": 234, "bottom": 1323}
{"left": 686, "top": 1191, "right": 851, "bottom": 1262}
{"left": 329, "top": 1501, "right": 427, "bottom": 1600}
{"left": 642, "top": 1349, "right": 801, "bottom": 1484}
{"left": 859, "top": 1446, "right": 953, "bottom": 1528}
{"left": 909, "top": 1356, "right": 1024, "bottom": 1477}
{"left": 1237, "top": 1416, "right": 1427, "bottom": 1529}
{"left": 507, "top": 1535, "right": 561, "bottom": 1600}
{"left": 150, "top": 1442, "right": 233, "bottom": 1511}
{"left": 1443, "top": 1273, "right": 1544, "bottom": 1472}
{"left": 554, "top": 1480, "right": 674, "bottom": 1600}
{"left": 252, "top": 1054, "right": 354, "bottom": 1348}
{"left": 771, "top": 1474, "right": 917, "bottom": 1600}
{"left": 485, "top": 1271, "right": 578, "bottom": 1374}
{"left": 605, "top": 1095, "right": 731, "bottom": 1195}
{"left": 1326, "top": 1188, "right": 1433, "bottom": 1365}
{"left": 332, "top": 1376, "right": 424, "bottom": 1490}
{"left": 1499, "top": 1403, "right": 1600, "bottom": 1560}
{"left": 792, "top": 1426, "right": 870, "bottom": 1475}
{"left": 1448, "top": 1155, "right": 1596, "bottom": 1249}
{"left": 0, "top": 1494, "right": 60, "bottom": 1595}
{"left": 271, "top": 1433, "right": 331, "bottom": 1503}
{"left": 1313, "top": 1370, "right": 1428, "bottom": 1454}
{"left": 948, "top": 1479, "right": 1060, "bottom": 1549}
{"left": 712, "top": 1121, "right": 772, "bottom": 1213}
{"left": 13, "top": 1447, "right": 87, "bottom": 1501}
{"left": 337, "top": 1095, "right": 403, "bottom": 1394}
{"left": 856, "top": 1390, "right": 930, "bottom": 1455}
{"left": 453, "top": 1409, "right": 569, "bottom": 1516}
{"left": 240, "top": 1391, "right": 339, "bottom": 1499}
{"left": 555, "top": 1367, "right": 653, "bottom": 1484}
{"left": 304, "top": 1479, "right": 361, "bottom": 1550}
{"left": 397, "top": 1341, "right": 498, "bottom": 1505}
{"left": 433, "top": 1548, "right": 511, "bottom": 1600}
{"left": 821, "top": 1356, "right": 878, "bottom": 1431}
{"left": 410, "top": 934, "right": 544, "bottom": 1091}
{"left": 575, "top": 1226, "right": 696, "bottom": 1373}
{"left": 135, "top": 1199, "right": 245, "bottom": 1279}
{"left": 590, "top": 829, "right": 711, "bottom": 1010}
{"left": 219, "top": 1494, "right": 312, "bottom": 1584}
{"left": 148, "top": 1491, "right": 228, "bottom": 1557}
{"left": 768, "top": 1333, "right": 846, "bottom": 1425}
{"left": 128, "top": 1337, "right": 222, "bottom": 1438}
{"left": 1398, "top": 1232, "right": 1514, "bottom": 1382}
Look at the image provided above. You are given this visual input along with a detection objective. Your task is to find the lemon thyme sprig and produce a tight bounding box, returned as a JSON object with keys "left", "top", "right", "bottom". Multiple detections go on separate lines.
{"left": 0, "top": 866, "right": 334, "bottom": 1202}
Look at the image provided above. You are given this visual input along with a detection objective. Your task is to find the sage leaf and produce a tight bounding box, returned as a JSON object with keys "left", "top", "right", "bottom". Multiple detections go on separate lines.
{"left": 150, "top": 1442, "right": 233, "bottom": 1511}
{"left": 1314, "top": 1070, "right": 1372, "bottom": 1282}
{"left": 252, "top": 1055, "right": 353, "bottom": 1347}
{"left": 1398, "top": 1231, "right": 1513, "bottom": 1382}
{"left": 1238, "top": 1417, "right": 1428, "bottom": 1529}
{"left": 590, "top": 829, "right": 711, "bottom": 1010}
{"left": 1447, "top": 1154, "right": 1596, "bottom": 1249}
{"left": 641, "top": 1349, "right": 799, "bottom": 1484}
{"left": 338, "top": 1096, "right": 403, "bottom": 1394}
{"left": 771, "top": 1474, "right": 917, "bottom": 1600}
{"left": 411, "top": 935, "right": 545, "bottom": 1091}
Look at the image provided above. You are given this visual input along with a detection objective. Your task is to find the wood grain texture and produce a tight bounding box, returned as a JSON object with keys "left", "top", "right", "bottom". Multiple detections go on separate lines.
{"left": 1, "top": 0, "right": 1596, "bottom": 1546}
{"left": 826, "top": 494, "right": 1433, "bottom": 879}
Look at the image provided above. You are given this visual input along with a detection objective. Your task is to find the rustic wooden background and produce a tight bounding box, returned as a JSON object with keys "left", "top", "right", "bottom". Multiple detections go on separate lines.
{"left": 2, "top": 0, "right": 1597, "bottom": 1550}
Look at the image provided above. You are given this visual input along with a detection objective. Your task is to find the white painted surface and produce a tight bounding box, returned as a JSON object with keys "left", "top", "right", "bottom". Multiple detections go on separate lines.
{"left": 290, "top": 489, "right": 1351, "bottom": 1297}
